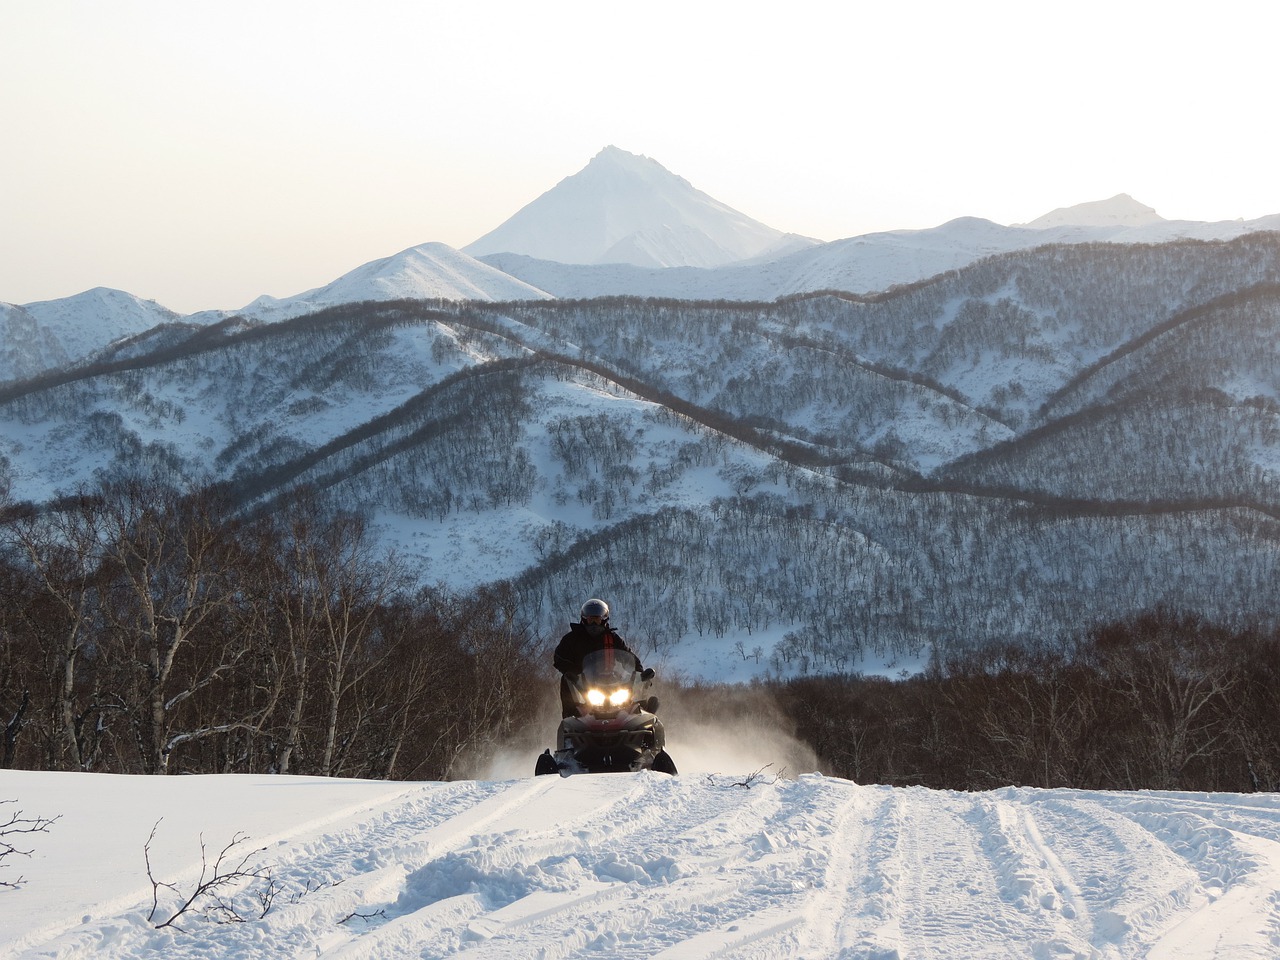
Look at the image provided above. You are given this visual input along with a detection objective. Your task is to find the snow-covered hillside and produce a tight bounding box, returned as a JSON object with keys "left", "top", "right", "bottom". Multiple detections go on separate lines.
{"left": 0, "top": 288, "right": 178, "bottom": 383}
{"left": 1020, "top": 193, "right": 1165, "bottom": 229}
{"left": 478, "top": 215, "right": 1280, "bottom": 305}
{"left": 463, "top": 146, "right": 817, "bottom": 269}
{"left": 218, "top": 204, "right": 1280, "bottom": 313}
{"left": 3, "top": 765, "right": 1278, "bottom": 959}
{"left": 226, "top": 243, "right": 553, "bottom": 323}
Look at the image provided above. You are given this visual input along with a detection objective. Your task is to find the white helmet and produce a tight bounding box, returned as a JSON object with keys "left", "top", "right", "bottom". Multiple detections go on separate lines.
{"left": 580, "top": 598, "right": 610, "bottom": 623}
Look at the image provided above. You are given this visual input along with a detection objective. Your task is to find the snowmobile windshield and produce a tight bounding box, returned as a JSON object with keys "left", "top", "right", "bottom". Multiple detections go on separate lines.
{"left": 580, "top": 648, "right": 639, "bottom": 685}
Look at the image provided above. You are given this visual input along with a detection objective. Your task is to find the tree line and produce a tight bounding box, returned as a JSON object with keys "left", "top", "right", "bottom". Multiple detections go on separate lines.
{"left": 0, "top": 480, "right": 540, "bottom": 779}
{"left": 773, "top": 608, "right": 1280, "bottom": 793}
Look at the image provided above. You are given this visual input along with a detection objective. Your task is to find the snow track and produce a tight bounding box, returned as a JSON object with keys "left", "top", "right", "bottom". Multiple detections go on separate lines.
{"left": 4, "top": 773, "right": 1280, "bottom": 958}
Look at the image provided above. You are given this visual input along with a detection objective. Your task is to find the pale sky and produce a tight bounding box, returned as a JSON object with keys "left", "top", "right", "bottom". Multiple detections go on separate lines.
{"left": 3, "top": 0, "right": 1278, "bottom": 314}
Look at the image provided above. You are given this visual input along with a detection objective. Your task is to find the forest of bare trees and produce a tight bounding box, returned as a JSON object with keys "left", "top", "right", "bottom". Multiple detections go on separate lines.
{"left": 774, "top": 609, "right": 1280, "bottom": 794}
{"left": 0, "top": 481, "right": 541, "bottom": 779}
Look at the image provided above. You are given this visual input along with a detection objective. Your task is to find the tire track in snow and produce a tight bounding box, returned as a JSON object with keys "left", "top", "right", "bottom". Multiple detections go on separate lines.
{"left": 787, "top": 782, "right": 900, "bottom": 958}
{"left": 310, "top": 774, "right": 677, "bottom": 959}
{"left": 1022, "top": 794, "right": 1205, "bottom": 953}
{"left": 1141, "top": 831, "right": 1280, "bottom": 960}
{"left": 292, "top": 771, "right": 767, "bottom": 959}
{"left": 422, "top": 773, "right": 805, "bottom": 958}
{"left": 20, "top": 776, "right": 1280, "bottom": 960}
{"left": 880, "top": 788, "right": 1068, "bottom": 958}
{"left": 1083, "top": 792, "right": 1280, "bottom": 958}
{"left": 966, "top": 792, "right": 1098, "bottom": 959}
{"left": 235, "top": 777, "right": 563, "bottom": 960}
{"left": 404, "top": 773, "right": 879, "bottom": 959}
{"left": 632, "top": 775, "right": 871, "bottom": 960}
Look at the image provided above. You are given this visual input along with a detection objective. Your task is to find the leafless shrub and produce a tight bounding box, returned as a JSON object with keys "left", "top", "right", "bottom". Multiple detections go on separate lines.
{"left": 0, "top": 800, "right": 60, "bottom": 889}
{"left": 705, "top": 763, "right": 785, "bottom": 789}
{"left": 144, "top": 819, "right": 274, "bottom": 929}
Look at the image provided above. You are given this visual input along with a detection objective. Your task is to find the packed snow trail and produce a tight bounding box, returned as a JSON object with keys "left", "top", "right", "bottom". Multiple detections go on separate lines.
{"left": 3, "top": 771, "right": 1280, "bottom": 958}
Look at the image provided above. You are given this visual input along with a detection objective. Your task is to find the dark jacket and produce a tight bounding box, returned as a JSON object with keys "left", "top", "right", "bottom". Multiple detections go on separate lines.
{"left": 554, "top": 622, "right": 642, "bottom": 676}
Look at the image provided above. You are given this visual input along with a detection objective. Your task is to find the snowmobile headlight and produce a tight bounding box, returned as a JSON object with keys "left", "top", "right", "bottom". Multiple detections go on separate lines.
{"left": 608, "top": 688, "right": 631, "bottom": 706}
{"left": 586, "top": 689, "right": 606, "bottom": 706}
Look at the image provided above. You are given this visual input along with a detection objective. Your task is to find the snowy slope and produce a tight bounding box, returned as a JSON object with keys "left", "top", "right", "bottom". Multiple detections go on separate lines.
{"left": 4, "top": 766, "right": 1279, "bottom": 959}
{"left": 484, "top": 212, "right": 1280, "bottom": 302}
{"left": 283, "top": 205, "right": 1280, "bottom": 309}
{"left": 478, "top": 220, "right": 1040, "bottom": 302}
{"left": 229, "top": 243, "right": 552, "bottom": 322}
{"left": 0, "top": 288, "right": 179, "bottom": 383}
{"left": 463, "top": 146, "right": 817, "bottom": 269}
{"left": 1021, "top": 193, "right": 1165, "bottom": 229}
{"left": 763, "top": 216, "right": 1052, "bottom": 297}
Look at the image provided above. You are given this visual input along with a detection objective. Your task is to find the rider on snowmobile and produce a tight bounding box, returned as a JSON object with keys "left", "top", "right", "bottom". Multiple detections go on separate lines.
{"left": 554, "top": 599, "right": 653, "bottom": 718}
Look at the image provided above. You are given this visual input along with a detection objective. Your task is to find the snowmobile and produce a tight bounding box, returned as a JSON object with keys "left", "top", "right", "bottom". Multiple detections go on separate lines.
{"left": 536, "top": 648, "right": 677, "bottom": 776}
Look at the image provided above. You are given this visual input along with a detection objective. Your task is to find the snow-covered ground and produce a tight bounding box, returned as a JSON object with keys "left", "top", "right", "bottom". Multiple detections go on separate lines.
{"left": 4, "top": 744, "right": 1280, "bottom": 959}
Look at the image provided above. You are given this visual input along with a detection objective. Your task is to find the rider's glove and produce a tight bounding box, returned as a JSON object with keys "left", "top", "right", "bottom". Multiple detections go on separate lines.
{"left": 640, "top": 668, "right": 655, "bottom": 682}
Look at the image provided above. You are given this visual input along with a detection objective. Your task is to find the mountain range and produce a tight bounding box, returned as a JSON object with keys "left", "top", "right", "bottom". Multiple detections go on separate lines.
{"left": 6, "top": 146, "right": 1280, "bottom": 385}
{"left": 4, "top": 241, "right": 1280, "bottom": 680}
{"left": 4, "top": 148, "right": 1280, "bottom": 681}
{"left": 1, "top": 288, "right": 179, "bottom": 385}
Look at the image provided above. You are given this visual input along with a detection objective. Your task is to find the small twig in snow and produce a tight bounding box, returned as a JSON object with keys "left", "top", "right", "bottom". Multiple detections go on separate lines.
{"left": 704, "top": 764, "right": 786, "bottom": 789}
{"left": 339, "top": 908, "right": 387, "bottom": 925}
{"left": 144, "top": 819, "right": 273, "bottom": 929}
{"left": 0, "top": 800, "right": 60, "bottom": 890}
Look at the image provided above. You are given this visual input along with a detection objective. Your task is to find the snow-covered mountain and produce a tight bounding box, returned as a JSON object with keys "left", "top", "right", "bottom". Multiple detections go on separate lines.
{"left": 463, "top": 145, "right": 817, "bottom": 268}
{"left": 482, "top": 209, "right": 1280, "bottom": 302}
{"left": 11, "top": 147, "right": 1280, "bottom": 352}
{"left": 1020, "top": 192, "right": 1165, "bottom": 228}
{"left": 477, "top": 216, "right": 1061, "bottom": 303}
{"left": 0, "top": 287, "right": 178, "bottom": 383}
{"left": 8, "top": 768, "right": 1280, "bottom": 959}
{"left": 214, "top": 201, "right": 1280, "bottom": 313}
{"left": 225, "top": 242, "right": 553, "bottom": 323}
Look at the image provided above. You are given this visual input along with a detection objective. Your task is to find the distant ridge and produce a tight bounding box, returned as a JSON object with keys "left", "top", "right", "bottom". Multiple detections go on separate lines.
{"left": 1021, "top": 193, "right": 1164, "bottom": 229}
{"left": 11, "top": 147, "right": 1280, "bottom": 366}
{"left": 1, "top": 287, "right": 177, "bottom": 383}
{"left": 234, "top": 242, "right": 552, "bottom": 322}
{"left": 463, "top": 145, "right": 816, "bottom": 268}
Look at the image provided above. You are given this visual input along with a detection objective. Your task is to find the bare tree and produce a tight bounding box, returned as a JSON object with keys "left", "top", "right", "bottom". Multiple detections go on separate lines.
{"left": 1087, "top": 612, "right": 1243, "bottom": 790}
{"left": 97, "top": 481, "right": 253, "bottom": 774}
{"left": 263, "top": 505, "right": 413, "bottom": 777}
{"left": 2, "top": 496, "right": 113, "bottom": 770}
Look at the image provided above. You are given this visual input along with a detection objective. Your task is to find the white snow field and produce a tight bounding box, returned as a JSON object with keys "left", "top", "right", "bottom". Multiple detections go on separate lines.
{"left": 4, "top": 764, "right": 1280, "bottom": 959}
